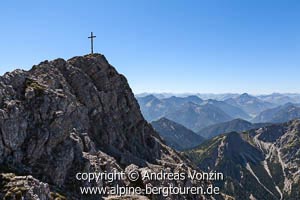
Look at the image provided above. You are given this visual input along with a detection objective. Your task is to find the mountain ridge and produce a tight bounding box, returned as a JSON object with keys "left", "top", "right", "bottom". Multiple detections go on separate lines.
{"left": 151, "top": 117, "right": 205, "bottom": 151}
{"left": 252, "top": 103, "right": 300, "bottom": 123}
{"left": 165, "top": 101, "right": 233, "bottom": 131}
{"left": 225, "top": 93, "right": 275, "bottom": 116}
{"left": 186, "top": 119, "right": 300, "bottom": 199}
{"left": 198, "top": 118, "right": 270, "bottom": 139}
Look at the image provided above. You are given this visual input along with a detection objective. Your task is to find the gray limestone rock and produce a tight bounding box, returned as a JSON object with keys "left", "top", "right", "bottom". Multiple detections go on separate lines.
{"left": 0, "top": 54, "right": 218, "bottom": 200}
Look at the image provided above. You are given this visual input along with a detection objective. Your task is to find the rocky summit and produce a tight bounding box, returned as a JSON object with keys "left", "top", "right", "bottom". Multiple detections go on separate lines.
{"left": 0, "top": 54, "right": 227, "bottom": 200}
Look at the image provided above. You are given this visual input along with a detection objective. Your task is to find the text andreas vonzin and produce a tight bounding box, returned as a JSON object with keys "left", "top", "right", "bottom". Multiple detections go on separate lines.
{"left": 142, "top": 170, "right": 224, "bottom": 181}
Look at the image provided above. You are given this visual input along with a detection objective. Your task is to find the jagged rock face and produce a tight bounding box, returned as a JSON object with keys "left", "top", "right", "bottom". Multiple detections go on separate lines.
{"left": 186, "top": 120, "right": 300, "bottom": 200}
{"left": 1, "top": 55, "right": 159, "bottom": 179}
{"left": 0, "top": 173, "right": 52, "bottom": 200}
{"left": 0, "top": 54, "right": 204, "bottom": 199}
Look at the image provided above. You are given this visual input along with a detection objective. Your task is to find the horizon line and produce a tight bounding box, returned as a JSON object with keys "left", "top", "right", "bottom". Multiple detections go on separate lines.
{"left": 134, "top": 92, "right": 300, "bottom": 95}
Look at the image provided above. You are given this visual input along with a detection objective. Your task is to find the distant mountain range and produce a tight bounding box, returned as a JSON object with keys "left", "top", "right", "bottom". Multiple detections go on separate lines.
{"left": 224, "top": 93, "right": 275, "bottom": 116}
{"left": 197, "top": 118, "right": 270, "bottom": 139}
{"left": 186, "top": 119, "right": 300, "bottom": 199}
{"left": 202, "top": 99, "right": 251, "bottom": 120}
{"left": 138, "top": 93, "right": 300, "bottom": 132}
{"left": 137, "top": 95, "right": 205, "bottom": 122}
{"left": 165, "top": 102, "right": 233, "bottom": 131}
{"left": 258, "top": 93, "right": 300, "bottom": 105}
{"left": 151, "top": 118, "right": 204, "bottom": 151}
{"left": 252, "top": 103, "right": 300, "bottom": 123}
{"left": 136, "top": 92, "right": 300, "bottom": 103}
{"left": 138, "top": 95, "right": 235, "bottom": 131}
{"left": 136, "top": 92, "right": 240, "bottom": 100}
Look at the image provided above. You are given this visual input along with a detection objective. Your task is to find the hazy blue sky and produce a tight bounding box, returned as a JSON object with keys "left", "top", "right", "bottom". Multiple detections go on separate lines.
{"left": 0, "top": 0, "right": 299, "bottom": 94}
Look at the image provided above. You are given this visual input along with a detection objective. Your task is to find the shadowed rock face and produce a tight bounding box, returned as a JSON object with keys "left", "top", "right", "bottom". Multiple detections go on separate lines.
{"left": 0, "top": 54, "right": 216, "bottom": 200}
{"left": 0, "top": 54, "right": 160, "bottom": 177}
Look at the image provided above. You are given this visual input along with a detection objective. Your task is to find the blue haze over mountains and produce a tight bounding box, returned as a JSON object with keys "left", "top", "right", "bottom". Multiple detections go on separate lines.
{"left": 137, "top": 93, "right": 300, "bottom": 136}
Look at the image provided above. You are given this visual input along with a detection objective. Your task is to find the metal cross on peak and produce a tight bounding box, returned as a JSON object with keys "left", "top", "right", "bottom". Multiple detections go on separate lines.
{"left": 88, "top": 32, "right": 96, "bottom": 55}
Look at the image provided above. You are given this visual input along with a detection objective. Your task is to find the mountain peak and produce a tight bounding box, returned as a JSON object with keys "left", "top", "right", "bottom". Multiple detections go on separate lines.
{"left": 141, "top": 94, "right": 158, "bottom": 100}
{"left": 231, "top": 118, "right": 249, "bottom": 123}
{"left": 151, "top": 117, "right": 204, "bottom": 150}
{"left": 239, "top": 93, "right": 253, "bottom": 99}
{"left": 186, "top": 95, "right": 203, "bottom": 101}
{"left": 0, "top": 54, "right": 205, "bottom": 199}
{"left": 157, "top": 117, "right": 171, "bottom": 123}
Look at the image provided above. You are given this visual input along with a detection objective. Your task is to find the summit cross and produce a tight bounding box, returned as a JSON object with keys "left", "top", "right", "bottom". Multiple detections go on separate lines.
{"left": 88, "top": 32, "right": 96, "bottom": 54}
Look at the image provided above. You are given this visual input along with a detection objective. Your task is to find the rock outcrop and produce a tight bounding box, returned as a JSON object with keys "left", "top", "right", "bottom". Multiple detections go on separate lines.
{"left": 0, "top": 54, "right": 220, "bottom": 199}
